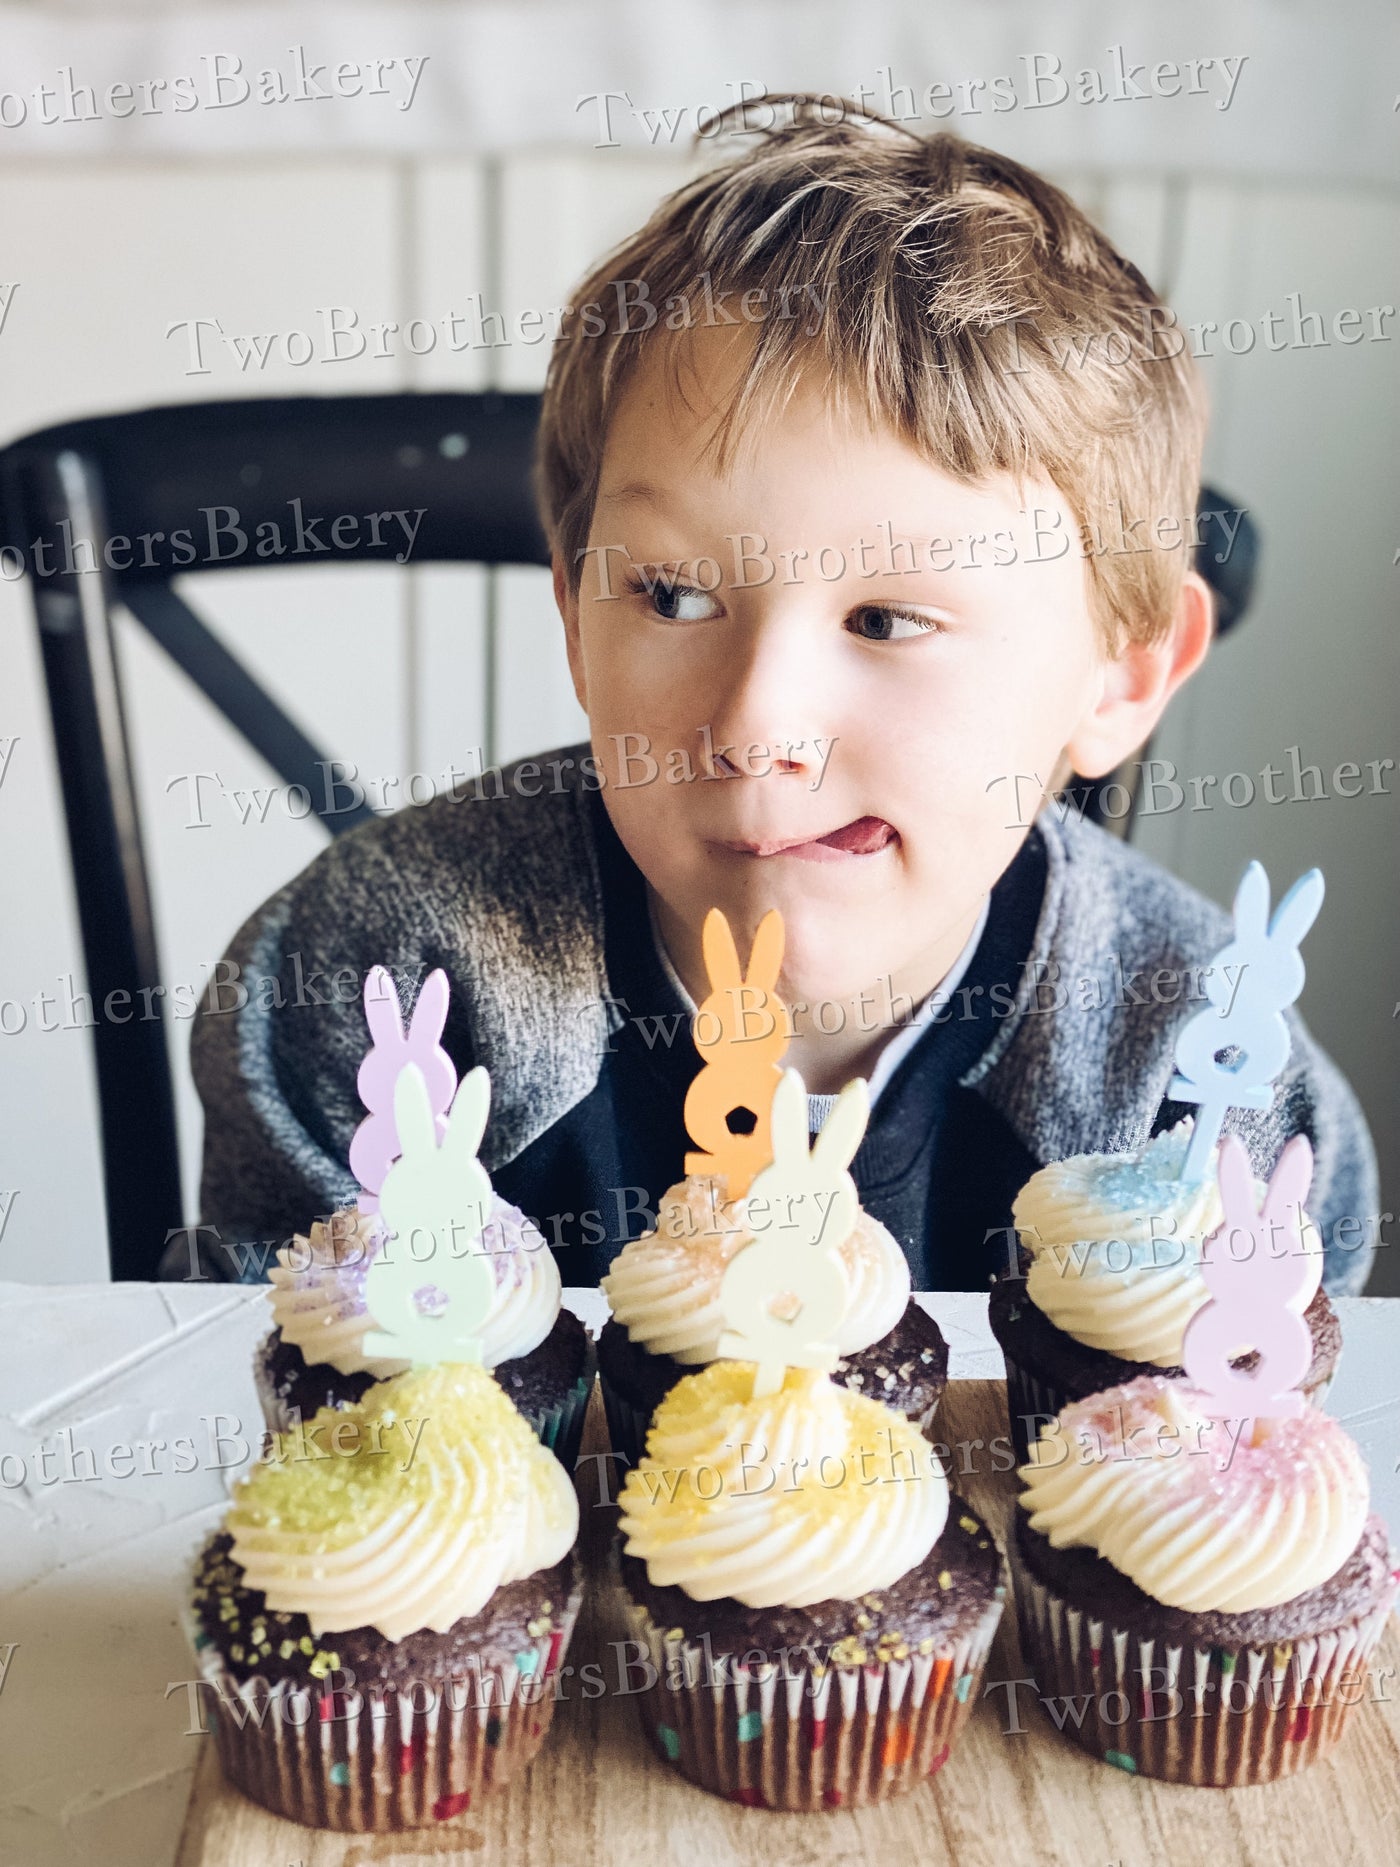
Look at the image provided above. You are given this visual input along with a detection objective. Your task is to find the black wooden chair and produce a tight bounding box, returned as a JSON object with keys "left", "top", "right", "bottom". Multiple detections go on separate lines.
{"left": 0, "top": 387, "right": 1254, "bottom": 1279}
{"left": 0, "top": 393, "right": 548, "bottom": 1279}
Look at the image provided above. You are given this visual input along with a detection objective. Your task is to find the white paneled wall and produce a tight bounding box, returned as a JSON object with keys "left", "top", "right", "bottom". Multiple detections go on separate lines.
{"left": 1, "top": 144, "right": 1396, "bottom": 1292}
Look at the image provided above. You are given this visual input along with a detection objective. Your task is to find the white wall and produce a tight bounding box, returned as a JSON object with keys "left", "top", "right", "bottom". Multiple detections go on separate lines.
{"left": 0, "top": 3, "right": 1395, "bottom": 1288}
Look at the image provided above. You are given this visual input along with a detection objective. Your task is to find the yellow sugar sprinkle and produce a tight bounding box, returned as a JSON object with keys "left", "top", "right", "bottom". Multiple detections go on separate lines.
{"left": 938, "top": 1571, "right": 952, "bottom": 1590}
{"left": 958, "top": 1515, "right": 979, "bottom": 1534}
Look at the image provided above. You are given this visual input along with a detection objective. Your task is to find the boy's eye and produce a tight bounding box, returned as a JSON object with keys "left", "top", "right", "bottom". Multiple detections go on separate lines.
{"left": 630, "top": 574, "right": 724, "bottom": 623}
{"left": 846, "top": 604, "right": 943, "bottom": 642}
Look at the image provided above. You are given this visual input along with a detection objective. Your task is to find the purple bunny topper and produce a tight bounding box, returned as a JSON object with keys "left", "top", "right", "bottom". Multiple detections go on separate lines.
{"left": 348, "top": 966, "right": 458, "bottom": 1213}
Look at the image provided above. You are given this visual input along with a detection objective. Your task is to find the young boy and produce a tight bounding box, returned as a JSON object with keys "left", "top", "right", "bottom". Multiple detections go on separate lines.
{"left": 189, "top": 101, "right": 1379, "bottom": 1295}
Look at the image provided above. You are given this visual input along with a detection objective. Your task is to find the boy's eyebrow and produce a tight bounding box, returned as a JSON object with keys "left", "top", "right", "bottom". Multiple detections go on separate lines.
{"left": 597, "top": 480, "right": 667, "bottom": 510}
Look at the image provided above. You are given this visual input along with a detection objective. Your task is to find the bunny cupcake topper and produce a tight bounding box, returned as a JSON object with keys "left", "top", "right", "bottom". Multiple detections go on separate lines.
{"left": 362, "top": 1063, "right": 497, "bottom": 1366}
{"left": 349, "top": 966, "right": 458, "bottom": 1213}
{"left": 1181, "top": 1132, "right": 1315, "bottom": 1422}
{"left": 683, "top": 908, "right": 791, "bottom": 1199}
{"left": 1170, "top": 863, "right": 1325, "bottom": 1184}
{"left": 716, "top": 1068, "right": 870, "bottom": 1397}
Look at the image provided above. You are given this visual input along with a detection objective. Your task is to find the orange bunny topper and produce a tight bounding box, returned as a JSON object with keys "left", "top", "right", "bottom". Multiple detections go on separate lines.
{"left": 682, "top": 908, "right": 790, "bottom": 1199}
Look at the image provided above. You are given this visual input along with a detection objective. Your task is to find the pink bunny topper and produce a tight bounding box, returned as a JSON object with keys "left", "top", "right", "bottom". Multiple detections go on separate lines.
{"left": 348, "top": 966, "right": 458, "bottom": 1213}
{"left": 1180, "top": 1132, "right": 1315, "bottom": 1420}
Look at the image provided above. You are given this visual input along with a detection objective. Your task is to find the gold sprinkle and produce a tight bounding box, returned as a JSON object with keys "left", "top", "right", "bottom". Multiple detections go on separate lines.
{"left": 854, "top": 1612, "right": 872, "bottom": 1631}
{"left": 299, "top": 1636, "right": 315, "bottom": 1655}
{"left": 279, "top": 1640, "right": 296, "bottom": 1659}
{"left": 230, "top": 1645, "right": 244, "bottom": 1662}
{"left": 938, "top": 1571, "right": 952, "bottom": 1590}
{"left": 958, "top": 1515, "right": 979, "bottom": 1534}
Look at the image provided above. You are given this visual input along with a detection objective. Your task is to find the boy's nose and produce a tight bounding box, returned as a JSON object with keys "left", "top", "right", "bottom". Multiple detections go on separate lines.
{"left": 698, "top": 613, "right": 837, "bottom": 782}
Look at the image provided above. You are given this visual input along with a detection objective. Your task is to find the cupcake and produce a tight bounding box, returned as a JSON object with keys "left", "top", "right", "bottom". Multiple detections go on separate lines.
{"left": 598, "top": 1173, "right": 948, "bottom": 1468}
{"left": 1012, "top": 1374, "right": 1397, "bottom": 1784}
{"left": 185, "top": 1362, "right": 583, "bottom": 1831}
{"left": 614, "top": 1361, "right": 1004, "bottom": 1809}
{"left": 254, "top": 1203, "right": 594, "bottom": 1469}
{"left": 988, "top": 1121, "right": 1340, "bottom": 1461}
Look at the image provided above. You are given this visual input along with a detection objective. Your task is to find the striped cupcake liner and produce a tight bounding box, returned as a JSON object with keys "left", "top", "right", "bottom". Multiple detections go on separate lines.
{"left": 615, "top": 1551, "right": 1005, "bottom": 1810}
{"left": 1012, "top": 1556, "right": 1397, "bottom": 1786}
{"left": 254, "top": 1333, "right": 596, "bottom": 1473}
{"left": 180, "top": 1574, "right": 583, "bottom": 1831}
{"left": 599, "top": 1369, "right": 944, "bottom": 1475}
{"left": 1000, "top": 1347, "right": 1334, "bottom": 1468}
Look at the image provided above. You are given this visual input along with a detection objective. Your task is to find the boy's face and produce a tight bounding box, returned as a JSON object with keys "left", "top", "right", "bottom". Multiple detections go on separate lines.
{"left": 557, "top": 327, "right": 1117, "bottom": 1004}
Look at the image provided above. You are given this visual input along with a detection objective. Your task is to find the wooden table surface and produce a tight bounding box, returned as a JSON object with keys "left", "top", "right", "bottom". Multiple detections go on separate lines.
{"left": 3, "top": 1285, "right": 1398, "bottom": 1867}
{"left": 175, "top": 1380, "right": 1400, "bottom": 1867}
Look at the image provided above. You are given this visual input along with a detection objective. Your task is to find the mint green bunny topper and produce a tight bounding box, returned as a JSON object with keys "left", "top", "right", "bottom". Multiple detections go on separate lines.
{"left": 716, "top": 1068, "right": 870, "bottom": 1397}
{"left": 362, "top": 1063, "right": 497, "bottom": 1365}
{"left": 1171, "top": 862, "right": 1325, "bottom": 1184}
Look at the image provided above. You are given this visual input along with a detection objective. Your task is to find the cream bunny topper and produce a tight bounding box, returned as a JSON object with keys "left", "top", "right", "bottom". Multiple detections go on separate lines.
{"left": 716, "top": 1067, "right": 871, "bottom": 1396}
{"left": 362, "top": 1063, "right": 497, "bottom": 1366}
{"left": 683, "top": 908, "right": 790, "bottom": 1200}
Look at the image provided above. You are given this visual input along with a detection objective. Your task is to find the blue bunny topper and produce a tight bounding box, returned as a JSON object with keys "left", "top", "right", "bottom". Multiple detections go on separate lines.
{"left": 1170, "top": 862, "right": 1325, "bottom": 1184}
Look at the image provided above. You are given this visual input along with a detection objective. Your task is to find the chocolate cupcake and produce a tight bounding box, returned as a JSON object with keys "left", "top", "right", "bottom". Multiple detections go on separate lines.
{"left": 989, "top": 1122, "right": 1339, "bottom": 1462}
{"left": 599, "top": 1173, "right": 947, "bottom": 1467}
{"left": 184, "top": 1363, "right": 583, "bottom": 1831}
{"left": 614, "top": 1362, "right": 1005, "bottom": 1810}
{"left": 1012, "top": 1375, "right": 1398, "bottom": 1784}
{"left": 255, "top": 1205, "right": 594, "bottom": 1468}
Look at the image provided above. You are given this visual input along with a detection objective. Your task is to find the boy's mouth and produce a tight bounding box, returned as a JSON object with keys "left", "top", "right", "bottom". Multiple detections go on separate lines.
{"left": 718, "top": 815, "right": 898, "bottom": 863}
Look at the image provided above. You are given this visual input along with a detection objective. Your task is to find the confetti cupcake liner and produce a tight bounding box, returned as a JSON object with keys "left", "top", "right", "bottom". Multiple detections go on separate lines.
{"left": 599, "top": 1370, "right": 942, "bottom": 1475}
{"left": 999, "top": 1346, "right": 1333, "bottom": 1468}
{"left": 1012, "top": 1556, "right": 1396, "bottom": 1786}
{"left": 180, "top": 1573, "right": 583, "bottom": 1832}
{"left": 254, "top": 1336, "right": 596, "bottom": 1474}
{"left": 614, "top": 1553, "right": 1005, "bottom": 1810}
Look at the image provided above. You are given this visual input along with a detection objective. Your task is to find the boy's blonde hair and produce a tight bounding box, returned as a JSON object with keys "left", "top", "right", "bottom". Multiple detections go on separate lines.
{"left": 536, "top": 96, "right": 1208, "bottom": 648}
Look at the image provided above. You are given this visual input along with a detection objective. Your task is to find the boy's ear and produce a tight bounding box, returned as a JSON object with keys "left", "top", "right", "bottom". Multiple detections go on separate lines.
{"left": 1063, "top": 569, "right": 1214, "bottom": 781}
{"left": 552, "top": 552, "right": 589, "bottom": 712}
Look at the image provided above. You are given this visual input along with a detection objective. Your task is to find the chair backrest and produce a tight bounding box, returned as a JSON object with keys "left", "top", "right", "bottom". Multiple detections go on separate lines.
{"left": 0, "top": 388, "right": 1258, "bottom": 1280}
{"left": 0, "top": 392, "right": 548, "bottom": 1280}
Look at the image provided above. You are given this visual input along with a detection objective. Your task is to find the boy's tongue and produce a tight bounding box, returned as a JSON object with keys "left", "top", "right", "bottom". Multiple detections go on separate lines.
{"left": 815, "top": 815, "right": 895, "bottom": 854}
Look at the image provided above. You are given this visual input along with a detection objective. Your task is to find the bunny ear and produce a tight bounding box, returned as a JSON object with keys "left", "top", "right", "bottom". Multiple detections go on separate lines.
{"left": 406, "top": 969, "right": 450, "bottom": 1049}
{"left": 363, "top": 966, "right": 405, "bottom": 1047}
{"left": 1262, "top": 1133, "right": 1315, "bottom": 1224}
{"left": 767, "top": 1067, "right": 809, "bottom": 1165}
{"left": 1268, "top": 869, "right": 1325, "bottom": 951}
{"left": 1214, "top": 1132, "right": 1260, "bottom": 1221}
{"left": 442, "top": 1066, "right": 491, "bottom": 1170}
{"left": 745, "top": 911, "right": 785, "bottom": 993}
{"left": 391, "top": 1063, "right": 439, "bottom": 1161}
{"left": 1231, "top": 862, "right": 1271, "bottom": 941}
{"left": 701, "top": 909, "right": 743, "bottom": 994}
{"left": 811, "top": 1078, "right": 871, "bottom": 1175}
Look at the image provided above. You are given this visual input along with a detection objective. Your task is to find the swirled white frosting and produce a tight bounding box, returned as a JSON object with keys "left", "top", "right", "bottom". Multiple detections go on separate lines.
{"left": 617, "top": 1362, "right": 947, "bottom": 1606}
{"left": 227, "top": 1364, "right": 578, "bottom": 1640}
{"left": 1019, "top": 1375, "right": 1369, "bottom": 1612}
{"left": 1015, "top": 1123, "right": 1322, "bottom": 1366}
{"left": 601, "top": 1174, "right": 910, "bottom": 1364}
{"left": 268, "top": 1202, "right": 560, "bottom": 1377}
